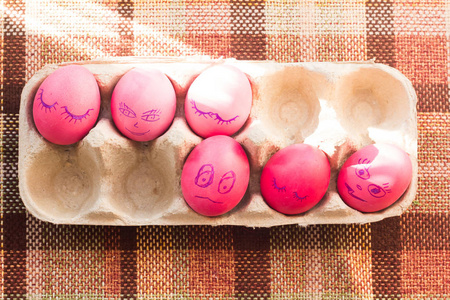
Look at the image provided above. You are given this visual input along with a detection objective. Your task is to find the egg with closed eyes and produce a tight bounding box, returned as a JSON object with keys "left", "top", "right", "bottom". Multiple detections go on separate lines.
{"left": 111, "top": 68, "right": 176, "bottom": 142}
{"left": 185, "top": 64, "right": 252, "bottom": 138}
{"left": 32, "top": 65, "right": 101, "bottom": 145}
{"left": 260, "top": 144, "right": 331, "bottom": 215}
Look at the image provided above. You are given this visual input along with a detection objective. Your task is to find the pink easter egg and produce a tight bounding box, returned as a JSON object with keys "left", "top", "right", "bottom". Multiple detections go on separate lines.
{"left": 111, "top": 68, "right": 176, "bottom": 142}
{"left": 185, "top": 65, "right": 252, "bottom": 138}
{"left": 32, "top": 65, "right": 101, "bottom": 145}
{"left": 181, "top": 135, "right": 250, "bottom": 217}
{"left": 260, "top": 144, "right": 331, "bottom": 215}
{"left": 337, "top": 143, "right": 413, "bottom": 213}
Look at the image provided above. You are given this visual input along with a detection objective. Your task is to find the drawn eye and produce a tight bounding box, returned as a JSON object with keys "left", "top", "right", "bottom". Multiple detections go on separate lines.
{"left": 355, "top": 159, "right": 371, "bottom": 180}
{"left": 218, "top": 171, "right": 236, "bottom": 194}
{"left": 37, "top": 88, "right": 58, "bottom": 112}
{"left": 61, "top": 106, "right": 94, "bottom": 123}
{"left": 190, "top": 99, "right": 239, "bottom": 125}
{"left": 367, "top": 184, "right": 386, "bottom": 198}
{"left": 195, "top": 164, "right": 214, "bottom": 188}
{"left": 119, "top": 102, "right": 136, "bottom": 118}
{"left": 272, "top": 177, "right": 286, "bottom": 192}
{"left": 293, "top": 192, "right": 307, "bottom": 202}
{"left": 141, "top": 109, "right": 161, "bottom": 122}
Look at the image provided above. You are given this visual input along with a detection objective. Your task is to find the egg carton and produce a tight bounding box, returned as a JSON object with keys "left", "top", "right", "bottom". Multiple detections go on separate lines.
{"left": 19, "top": 57, "right": 418, "bottom": 226}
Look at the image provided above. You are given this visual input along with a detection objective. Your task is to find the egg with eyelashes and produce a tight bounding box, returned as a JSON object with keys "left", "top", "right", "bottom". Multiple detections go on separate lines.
{"left": 337, "top": 143, "right": 413, "bottom": 213}
{"left": 260, "top": 144, "right": 331, "bottom": 215}
{"left": 32, "top": 65, "right": 101, "bottom": 145}
{"left": 185, "top": 64, "right": 252, "bottom": 138}
{"left": 111, "top": 68, "right": 176, "bottom": 142}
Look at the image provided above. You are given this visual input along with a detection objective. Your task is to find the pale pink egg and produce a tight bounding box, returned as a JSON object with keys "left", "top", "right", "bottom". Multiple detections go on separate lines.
{"left": 111, "top": 68, "right": 176, "bottom": 142}
{"left": 260, "top": 144, "right": 330, "bottom": 215}
{"left": 337, "top": 143, "right": 413, "bottom": 213}
{"left": 181, "top": 135, "right": 250, "bottom": 217}
{"left": 185, "top": 64, "right": 252, "bottom": 138}
{"left": 32, "top": 65, "right": 101, "bottom": 145}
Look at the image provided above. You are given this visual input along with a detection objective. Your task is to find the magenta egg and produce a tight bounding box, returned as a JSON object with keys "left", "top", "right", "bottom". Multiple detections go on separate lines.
{"left": 260, "top": 144, "right": 331, "bottom": 215}
{"left": 181, "top": 135, "right": 250, "bottom": 217}
{"left": 185, "top": 64, "right": 252, "bottom": 138}
{"left": 337, "top": 143, "right": 413, "bottom": 213}
{"left": 111, "top": 68, "right": 176, "bottom": 142}
{"left": 32, "top": 65, "right": 101, "bottom": 145}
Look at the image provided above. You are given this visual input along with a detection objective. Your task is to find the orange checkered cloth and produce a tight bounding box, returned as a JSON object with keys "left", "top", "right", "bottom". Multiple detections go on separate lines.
{"left": 1, "top": 0, "right": 449, "bottom": 298}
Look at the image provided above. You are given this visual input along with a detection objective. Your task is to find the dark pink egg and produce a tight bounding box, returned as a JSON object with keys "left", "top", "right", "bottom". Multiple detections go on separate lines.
{"left": 33, "top": 65, "right": 101, "bottom": 145}
{"left": 111, "top": 68, "right": 176, "bottom": 142}
{"left": 337, "top": 143, "right": 413, "bottom": 213}
{"left": 260, "top": 144, "right": 330, "bottom": 215}
{"left": 181, "top": 135, "right": 250, "bottom": 217}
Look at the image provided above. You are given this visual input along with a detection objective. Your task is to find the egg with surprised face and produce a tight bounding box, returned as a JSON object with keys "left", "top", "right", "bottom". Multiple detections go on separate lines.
{"left": 111, "top": 68, "right": 176, "bottom": 142}
{"left": 337, "top": 143, "right": 413, "bottom": 213}
{"left": 32, "top": 65, "right": 101, "bottom": 145}
{"left": 185, "top": 64, "right": 252, "bottom": 138}
{"left": 181, "top": 135, "right": 250, "bottom": 217}
{"left": 260, "top": 144, "right": 331, "bottom": 215}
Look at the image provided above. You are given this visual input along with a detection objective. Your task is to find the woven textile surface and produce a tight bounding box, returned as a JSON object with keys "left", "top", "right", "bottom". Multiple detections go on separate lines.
{"left": 1, "top": 0, "right": 449, "bottom": 299}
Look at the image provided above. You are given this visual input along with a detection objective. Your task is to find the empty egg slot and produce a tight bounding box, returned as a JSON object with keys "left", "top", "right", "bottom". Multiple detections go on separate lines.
{"left": 25, "top": 145, "right": 101, "bottom": 222}
{"left": 333, "top": 67, "right": 412, "bottom": 138}
{"left": 257, "top": 66, "right": 321, "bottom": 142}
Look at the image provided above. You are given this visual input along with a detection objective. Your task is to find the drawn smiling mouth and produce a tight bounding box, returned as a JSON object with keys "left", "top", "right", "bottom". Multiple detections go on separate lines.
{"left": 125, "top": 128, "right": 150, "bottom": 136}
{"left": 344, "top": 182, "right": 367, "bottom": 202}
{"left": 195, "top": 195, "right": 224, "bottom": 204}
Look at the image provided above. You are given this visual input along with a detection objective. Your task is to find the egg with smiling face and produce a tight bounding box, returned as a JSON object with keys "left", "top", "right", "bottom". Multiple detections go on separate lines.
{"left": 181, "top": 135, "right": 250, "bottom": 217}
{"left": 111, "top": 68, "right": 176, "bottom": 142}
{"left": 32, "top": 65, "right": 101, "bottom": 145}
{"left": 260, "top": 144, "right": 331, "bottom": 215}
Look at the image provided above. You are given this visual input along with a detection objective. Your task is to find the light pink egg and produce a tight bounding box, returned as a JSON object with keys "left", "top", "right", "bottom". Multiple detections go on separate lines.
{"left": 33, "top": 65, "right": 101, "bottom": 145}
{"left": 260, "top": 144, "right": 331, "bottom": 215}
{"left": 337, "top": 143, "right": 413, "bottom": 213}
{"left": 181, "top": 135, "right": 250, "bottom": 217}
{"left": 111, "top": 68, "right": 176, "bottom": 142}
{"left": 185, "top": 65, "right": 252, "bottom": 138}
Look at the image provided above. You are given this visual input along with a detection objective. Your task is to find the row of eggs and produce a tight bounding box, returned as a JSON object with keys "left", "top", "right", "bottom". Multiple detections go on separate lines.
{"left": 32, "top": 65, "right": 413, "bottom": 217}
{"left": 33, "top": 64, "right": 251, "bottom": 145}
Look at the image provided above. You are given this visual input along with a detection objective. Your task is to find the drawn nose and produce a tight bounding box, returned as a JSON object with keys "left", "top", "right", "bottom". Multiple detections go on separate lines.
{"left": 134, "top": 122, "right": 139, "bottom": 128}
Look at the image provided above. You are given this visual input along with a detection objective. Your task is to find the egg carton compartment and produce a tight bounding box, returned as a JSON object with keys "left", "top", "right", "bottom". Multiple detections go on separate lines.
{"left": 19, "top": 57, "right": 418, "bottom": 226}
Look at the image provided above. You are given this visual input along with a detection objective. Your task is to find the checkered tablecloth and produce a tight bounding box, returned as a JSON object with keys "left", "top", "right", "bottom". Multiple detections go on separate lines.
{"left": 1, "top": 0, "right": 449, "bottom": 299}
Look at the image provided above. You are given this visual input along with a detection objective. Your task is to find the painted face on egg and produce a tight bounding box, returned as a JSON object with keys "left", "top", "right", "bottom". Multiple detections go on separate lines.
{"left": 181, "top": 135, "right": 250, "bottom": 217}
{"left": 32, "top": 65, "right": 101, "bottom": 145}
{"left": 111, "top": 68, "right": 176, "bottom": 142}
{"left": 185, "top": 65, "right": 252, "bottom": 138}
{"left": 260, "top": 144, "right": 330, "bottom": 215}
{"left": 337, "top": 143, "right": 413, "bottom": 213}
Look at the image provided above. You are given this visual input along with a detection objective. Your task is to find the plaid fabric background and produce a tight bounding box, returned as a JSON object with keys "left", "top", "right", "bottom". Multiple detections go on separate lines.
{"left": 1, "top": 0, "right": 449, "bottom": 299}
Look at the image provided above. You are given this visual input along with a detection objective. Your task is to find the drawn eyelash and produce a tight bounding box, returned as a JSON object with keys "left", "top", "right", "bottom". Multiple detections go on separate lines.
{"left": 382, "top": 183, "right": 392, "bottom": 193}
{"left": 272, "top": 177, "right": 286, "bottom": 192}
{"left": 37, "top": 88, "right": 58, "bottom": 112}
{"left": 119, "top": 102, "right": 136, "bottom": 118}
{"left": 61, "top": 106, "right": 94, "bottom": 123}
{"left": 293, "top": 192, "right": 307, "bottom": 202}
{"left": 141, "top": 109, "right": 161, "bottom": 122}
{"left": 190, "top": 99, "right": 239, "bottom": 125}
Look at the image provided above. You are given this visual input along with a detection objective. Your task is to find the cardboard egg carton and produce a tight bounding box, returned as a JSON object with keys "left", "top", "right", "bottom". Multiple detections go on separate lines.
{"left": 19, "top": 57, "right": 418, "bottom": 226}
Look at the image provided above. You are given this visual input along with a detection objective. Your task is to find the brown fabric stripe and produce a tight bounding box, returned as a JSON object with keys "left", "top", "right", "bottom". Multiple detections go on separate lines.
{"left": 118, "top": 0, "right": 134, "bottom": 56}
{"left": 230, "top": 0, "right": 266, "bottom": 60}
{"left": 415, "top": 83, "right": 450, "bottom": 113}
{"left": 120, "top": 226, "right": 137, "bottom": 299}
{"left": 371, "top": 217, "right": 402, "bottom": 298}
{"left": 233, "top": 227, "right": 271, "bottom": 299}
{"left": 3, "top": 213, "right": 27, "bottom": 296}
{"left": 366, "top": 0, "right": 395, "bottom": 66}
